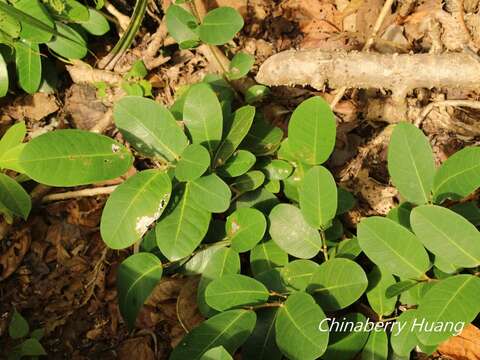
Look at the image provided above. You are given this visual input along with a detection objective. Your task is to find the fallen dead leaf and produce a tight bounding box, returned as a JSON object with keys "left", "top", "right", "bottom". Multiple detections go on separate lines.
{"left": 5, "top": 93, "right": 59, "bottom": 122}
{"left": 438, "top": 325, "right": 480, "bottom": 360}
{"left": 117, "top": 336, "right": 155, "bottom": 360}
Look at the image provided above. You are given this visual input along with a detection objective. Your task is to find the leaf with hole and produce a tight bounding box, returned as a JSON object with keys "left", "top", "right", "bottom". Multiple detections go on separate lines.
{"left": 433, "top": 146, "right": 480, "bottom": 202}
{"left": 415, "top": 274, "right": 480, "bottom": 345}
{"left": 275, "top": 292, "right": 328, "bottom": 360}
{"left": 155, "top": 184, "right": 211, "bottom": 261}
{"left": 19, "top": 130, "right": 132, "bottom": 186}
{"left": 114, "top": 96, "right": 188, "bottom": 162}
{"left": 205, "top": 274, "right": 269, "bottom": 311}
{"left": 170, "top": 310, "right": 256, "bottom": 360}
{"left": 387, "top": 122, "right": 435, "bottom": 205}
{"left": 358, "top": 216, "right": 430, "bottom": 279}
{"left": 184, "top": 83, "right": 223, "bottom": 154}
{"left": 307, "top": 258, "right": 368, "bottom": 311}
{"left": 101, "top": 170, "right": 171, "bottom": 249}
{"left": 411, "top": 205, "right": 480, "bottom": 268}
{"left": 299, "top": 166, "right": 337, "bottom": 229}
{"left": 117, "top": 252, "right": 162, "bottom": 329}
{"left": 288, "top": 96, "right": 336, "bottom": 165}
{"left": 0, "top": 173, "right": 31, "bottom": 219}
{"left": 213, "top": 105, "right": 255, "bottom": 167}
{"left": 175, "top": 144, "right": 210, "bottom": 181}
{"left": 198, "top": 7, "right": 244, "bottom": 45}
{"left": 269, "top": 204, "right": 321, "bottom": 258}
{"left": 226, "top": 208, "right": 266, "bottom": 252}
{"left": 226, "top": 52, "right": 254, "bottom": 80}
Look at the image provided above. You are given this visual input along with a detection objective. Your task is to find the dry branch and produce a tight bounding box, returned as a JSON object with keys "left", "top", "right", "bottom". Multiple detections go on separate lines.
{"left": 256, "top": 49, "right": 480, "bottom": 97}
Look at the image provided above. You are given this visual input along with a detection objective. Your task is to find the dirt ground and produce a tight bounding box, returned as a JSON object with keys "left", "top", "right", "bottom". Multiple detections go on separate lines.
{"left": 1, "top": 0, "right": 480, "bottom": 358}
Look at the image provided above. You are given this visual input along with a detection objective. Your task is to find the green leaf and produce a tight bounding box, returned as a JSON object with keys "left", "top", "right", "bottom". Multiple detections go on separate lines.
{"left": 283, "top": 162, "right": 311, "bottom": 202}
{"left": 79, "top": 8, "right": 110, "bottom": 36}
{"left": 9, "top": 309, "right": 29, "bottom": 339}
{"left": 0, "top": 49, "right": 8, "bottom": 97}
{"left": 390, "top": 309, "right": 419, "bottom": 357}
{"left": 101, "top": 170, "right": 171, "bottom": 249}
{"left": 30, "top": 328, "right": 44, "bottom": 340}
{"left": 249, "top": 240, "right": 288, "bottom": 277}
{"left": 184, "top": 83, "right": 223, "bottom": 154}
{"left": 14, "top": 0, "right": 53, "bottom": 43}
{"left": 358, "top": 216, "right": 430, "bottom": 279}
{"left": 200, "top": 346, "right": 232, "bottom": 360}
{"left": 288, "top": 96, "right": 336, "bottom": 165}
{"left": 198, "top": 7, "right": 243, "bottom": 45}
{"left": 269, "top": 204, "right": 321, "bottom": 258}
{"left": 280, "top": 259, "right": 318, "bottom": 291}
{"left": 264, "top": 179, "right": 280, "bottom": 193}
{"left": 15, "top": 40, "right": 41, "bottom": 94}
{"left": 19, "top": 130, "right": 132, "bottom": 186}
{"left": 334, "top": 237, "right": 362, "bottom": 260}
{"left": 337, "top": 187, "right": 356, "bottom": 215}
{"left": 230, "top": 170, "right": 265, "bottom": 195}
{"left": 0, "top": 143, "right": 25, "bottom": 173}
{"left": 217, "top": 150, "right": 255, "bottom": 177}
{"left": 47, "top": 22, "right": 87, "bottom": 59}
{"left": 361, "top": 330, "right": 388, "bottom": 360}
{"left": 181, "top": 242, "right": 227, "bottom": 275}
{"left": 0, "top": 2, "right": 55, "bottom": 38}
{"left": 226, "top": 208, "right": 266, "bottom": 252}
{"left": 366, "top": 266, "right": 397, "bottom": 316}
{"left": 156, "top": 184, "right": 211, "bottom": 261}
{"left": 433, "top": 146, "right": 480, "bottom": 202}
{"left": 243, "top": 308, "right": 282, "bottom": 360}
{"left": 175, "top": 144, "right": 210, "bottom": 181}
{"left": 205, "top": 274, "right": 269, "bottom": 311}
{"left": 171, "top": 310, "right": 256, "bottom": 360}
{"left": 19, "top": 338, "right": 46, "bottom": 356}
{"left": 166, "top": 4, "right": 199, "bottom": 49}
{"left": 387, "top": 202, "right": 414, "bottom": 230}
{"left": 57, "top": 0, "right": 90, "bottom": 22}
{"left": 234, "top": 187, "right": 279, "bottom": 214}
{"left": 245, "top": 85, "right": 269, "bottom": 104}
{"left": 117, "top": 252, "right": 162, "bottom": 329}
{"left": 299, "top": 166, "right": 337, "bottom": 229}
{"left": 114, "top": 96, "right": 188, "bottom": 162}
{"left": 387, "top": 122, "right": 435, "bottom": 205}
{"left": 0, "top": 7, "right": 21, "bottom": 38}
{"left": 416, "top": 274, "right": 480, "bottom": 345}
{"left": 307, "top": 258, "right": 368, "bottom": 311}
{"left": 213, "top": 105, "right": 255, "bottom": 167}
{"left": 0, "top": 173, "right": 31, "bottom": 219}
{"left": 451, "top": 201, "right": 480, "bottom": 226}
{"left": 226, "top": 52, "right": 254, "bottom": 80}
{"left": 190, "top": 174, "right": 231, "bottom": 213}
{"left": 259, "top": 159, "right": 293, "bottom": 181}
{"left": 411, "top": 205, "right": 480, "bottom": 268}
{"left": 197, "top": 247, "right": 240, "bottom": 317}
{"left": 275, "top": 292, "right": 328, "bottom": 360}
{"left": 241, "top": 114, "right": 283, "bottom": 156}
{"left": 0, "top": 122, "right": 26, "bottom": 156}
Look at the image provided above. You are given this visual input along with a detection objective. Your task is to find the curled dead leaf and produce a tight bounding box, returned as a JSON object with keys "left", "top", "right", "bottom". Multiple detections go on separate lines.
{"left": 438, "top": 325, "right": 480, "bottom": 360}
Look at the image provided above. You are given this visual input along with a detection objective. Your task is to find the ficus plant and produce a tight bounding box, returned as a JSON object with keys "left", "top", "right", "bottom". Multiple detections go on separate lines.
{"left": 0, "top": 0, "right": 110, "bottom": 96}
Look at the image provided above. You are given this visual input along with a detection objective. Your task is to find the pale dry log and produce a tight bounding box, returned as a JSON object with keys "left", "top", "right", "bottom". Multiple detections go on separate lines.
{"left": 256, "top": 49, "right": 480, "bottom": 96}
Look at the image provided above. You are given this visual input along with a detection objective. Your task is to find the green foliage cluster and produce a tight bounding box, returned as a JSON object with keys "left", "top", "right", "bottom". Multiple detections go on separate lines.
{"left": 7, "top": 309, "right": 46, "bottom": 359}
{"left": 2, "top": 7, "right": 480, "bottom": 359}
{"left": 0, "top": 0, "right": 110, "bottom": 96}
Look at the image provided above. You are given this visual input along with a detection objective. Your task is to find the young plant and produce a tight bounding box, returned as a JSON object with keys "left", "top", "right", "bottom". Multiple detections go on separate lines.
{"left": 0, "top": 0, "right": 110, "bottom": 96}
{"left": 7, "top": 309, "right": 46, "bottom": 359}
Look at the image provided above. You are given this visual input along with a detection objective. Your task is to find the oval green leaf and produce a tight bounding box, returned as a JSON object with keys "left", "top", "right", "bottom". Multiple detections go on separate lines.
{"left": 390, "top": 309, "right": 419, "bottom": 357}
{"left": 230, "top": 170, "right": 265, "bottom": 195}
{"left": 242, "top": 308, "right": 282, "bottom": 360}
{"left": 358, "top": 216, "right": 430, "bottom": 279}
{"left": 280, "top": 259, "right": 319, "bottom": 291}
{"left": 249, "top": 240, "right": 288, "bottom": 277}
{"left": 416, "top": 275, "right": 480, "bottom": 345}
{"left": 14, "top": 0, "right": 53, "bottom": 43}
{"left": 361, "top": 330, "right": 388, "bottom": 360}
{"left": 387, "top": 122, "right": 435, "bottom": 205}
{"left": 198, "top": 7, "right": 244, "bottom": 45}
{"left": 190, "top": 174, "right": 231, "bottom": 213}
{"left": 217, "top": 150, "right": 255, "bottom": 177}
{"left": 0, "top": 122, "right": 26, "bottom": 159}
{"left": 101, "top": 170, "right": 171, "bottom": 249}
{"left": 275, "top": 292, "right": 328, "bottom": 360}
{"left": 299, "top": 166, "right": 337, "bottom": 229}
{"left": 79, "top": 8, "right": 110, "bottom": 36}
{"left": 114, "top": 96, "right": 188, "bottom": 162}
{"left": 184, "top": 83, "right": 223, "bottom": 154}
{"left": 269, "top": 204, "right": 321, "bottom": 258}
{"left": 117, "top": 252, "right": 163, "bottom": 329}
{"left": 15, "top": 40, "right": 41, "bottom": 94}
{"left": 433, "top": 146, "right": 480, "bottom": 202}
{"left": 260, "top": 159, "right": 293, "bottom": 181}
{"left": 366, "top": 266, "right": 397, "bottom": 316}
{"left": 205, "top": 274, "right": 269, "bottom": 311}
{"left": 156, "top": 184, "right": 211, "bottom": 261}
{"left": 200, "top": 346, "right": 232, "bottom": 360}
{"left": 307, "top": 258, "right": 368, "bottom": 311}
{"left": 175, "top": 144, "right": 210, "bottom": 181}
{"left": 226, "top": 207, "right": 266, "bottom": 252}
{"left": 411, "top": 205, "right": 480, "bottom": 268}
{"left": 0, "top": 173, "right": 31, "bottom": 219}
{"left": 288, "top": 96, "right": 336, "bottom": 165}
{"left": 166, "top": 4, "right": 199, "bottom": 49}
{"left": 47, "top": 22, "right": 87, "bottom": 59}
{"left": 226, "top": 52, "right": 254, "bottom": 80}
{"left": 19, "top": 130, "right": 132, "bottom": 186}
